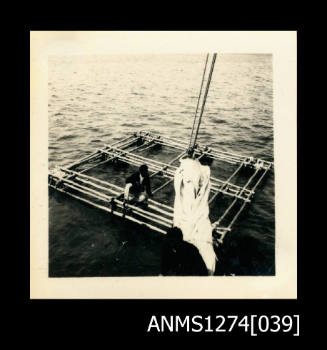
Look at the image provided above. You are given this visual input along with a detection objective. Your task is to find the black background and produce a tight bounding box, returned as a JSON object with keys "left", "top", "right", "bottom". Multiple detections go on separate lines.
{"left": 21, "top": 24, "right": 308, "bottom": 340}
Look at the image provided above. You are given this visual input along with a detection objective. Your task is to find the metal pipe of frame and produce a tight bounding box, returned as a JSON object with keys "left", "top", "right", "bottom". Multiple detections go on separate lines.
{"left": 152, "top": 179, "right": 173, "bottom": 195}
{"left": 226, "top": 165, "right": 272, "bottom": 229}
{"left": 105, "top": 153, "right": 168, "bottom": 174}
{"left": 72, "top": 176, "right": 121, "bottom": 196}
{"left": 155, "top": 137, "right": 268, "bottom": 171}
{"left": 61, "top": 168, "right": 124, "bottom": 191}
{"left": 227, "top": 202, "right": 247, "bottom": 229}
{"left": 195, "top": 149, "right": 243, "bottom": 163}
{"left": 54, "top": 176, "right": 172, "bottom": 227}
{"left": 49, "top": 183, "right": 167, "bottom": 235}
{"left": 140, "top": 131, "right": 258, "bottom": 163}
{"left": 97, "top": 150, "right": 173, "bottom": 176}
{"left": 146, "top": 156, "right": 248, "bottom": 199}
{"left": 57, "top": 177, "right": 114, "bottom": 201}
{"left": 150, "top": 150, "right": 187, "bottom": 178}
{"left": 97, "top": 150, "right": 250, "bottom": 200}
{"left": 209, "top": 159, "right": 246, "bottom": 205}
{"left": 62, "top": 147, "right": 251, "bottom": 213}
{"left": 141, "top": 136, "right": 243, "bottom": 167}
{"left": 103, "top": 144, "right": 179, "bottom": 168}
{"left": 54, "top": 131, "right": 273, "bottom": 237}
{"left": 65, "top": 140, "right": 135, "bottom": 172}
{"left": 151, "top": 150, "right": 208, "bottom": 195}
{"left": 250, "top": 164, "right": 272, "bottom": 192}
{"left": 79, "top": 139, "right": 157, "bottom": 174}
{"left": 60, "top": 168, "right": 174, "bottom": 216}
{"left": 140, "top": 133, "right": 242, "bottom": 161}
{"left": 65, "top": 135, "right": 137, "bottom": 170}
{"left": 74, "top": 176, "right": 173, "bottom": 224}
{"left": 101, "top": 146, "right": 241, "bottom": 192}
{"left": 134, "top": 140, "right": 156, "bottom": 152}
{"left": 77, "top": 176, "right": 172, "bottom": 219}
{"left": 119, "top": 152, "right": 224, "bottom": 191}
{"left": 213, "top": 167, "right": 260, "bottom": 227}
{"left": 143, "top": 137, "right": 244, "bottom": 165}
{"left": 140, "top": 136, "right": 186, "bottom": 151}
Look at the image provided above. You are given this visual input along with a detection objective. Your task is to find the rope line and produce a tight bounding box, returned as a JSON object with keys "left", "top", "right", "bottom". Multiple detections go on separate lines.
{"left": 189, "top": 53, "right": 209, "bottom": 149}
{"left": 189, "top": 53, "right": 217, "bottom": 154}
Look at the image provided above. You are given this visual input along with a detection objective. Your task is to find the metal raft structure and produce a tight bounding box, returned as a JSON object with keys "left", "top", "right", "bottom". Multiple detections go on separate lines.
{"left": 48, "top": 53, "right": 273, "bottom": 247}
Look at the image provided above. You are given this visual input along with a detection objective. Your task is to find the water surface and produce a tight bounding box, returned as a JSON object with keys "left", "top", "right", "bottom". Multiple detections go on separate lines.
{"left": 48, "top": 54, "right": 274, "bottom": 277}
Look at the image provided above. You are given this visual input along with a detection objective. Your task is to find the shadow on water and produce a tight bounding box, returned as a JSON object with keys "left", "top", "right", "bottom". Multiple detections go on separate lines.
{"left": 214, "top": 232, "right": 275, "bottom": 276}
{"left": 49, "top": 189, "right": 163, "bottom": 277}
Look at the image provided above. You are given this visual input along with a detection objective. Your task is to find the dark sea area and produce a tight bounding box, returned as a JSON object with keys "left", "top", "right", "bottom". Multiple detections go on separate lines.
{"left": 48, "top": 54, "right": 274, "bottom": 277}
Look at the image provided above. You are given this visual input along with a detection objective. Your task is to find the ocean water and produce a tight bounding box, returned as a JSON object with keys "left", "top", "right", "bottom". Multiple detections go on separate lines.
{"left": 48, "top": 54, "right": 274, "bottom": 277}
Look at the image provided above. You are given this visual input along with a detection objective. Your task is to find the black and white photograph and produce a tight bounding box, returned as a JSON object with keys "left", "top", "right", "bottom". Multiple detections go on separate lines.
{"left": 30, "top": 31, "right": 296, "bottom": 299}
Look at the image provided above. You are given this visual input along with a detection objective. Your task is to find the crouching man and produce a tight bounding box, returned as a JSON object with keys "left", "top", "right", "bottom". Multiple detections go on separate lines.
{"left": 124, "top": 164, "right": 153, "bottom": 204}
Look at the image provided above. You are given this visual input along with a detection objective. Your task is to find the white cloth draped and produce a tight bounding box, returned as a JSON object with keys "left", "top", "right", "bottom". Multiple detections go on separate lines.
{"left": 173, "top": 158, "right": 217, "bottom": 274}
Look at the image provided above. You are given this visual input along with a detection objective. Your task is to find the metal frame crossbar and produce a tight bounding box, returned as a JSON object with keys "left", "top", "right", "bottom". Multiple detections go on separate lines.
{"left": 49, "top": 130, "right": 273, "bottom": 245}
